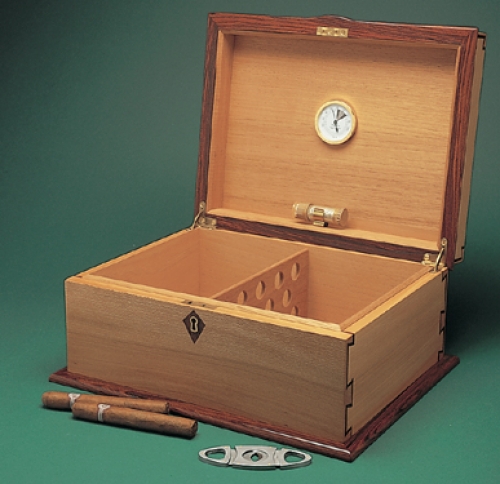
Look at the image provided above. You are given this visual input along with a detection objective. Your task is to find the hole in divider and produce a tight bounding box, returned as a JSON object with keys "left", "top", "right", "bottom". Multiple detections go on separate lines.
{"left": 237, "top": 291, "right": 247, "bottom": 305}
{"left": 290, "top": 306, "right": 298, "bottom": 316}
{"left": 265, "top": 299, "right": 274, "bottom": 310}
{"left": 283, "top": 289, "right": 292, "bottom": 307}
{"left": 275, "top": 271, "right": 284, "bottom": 289}
{"left": 256, "top": 281, "right": 266, "bottom": 299}
{"left": 291, "top": 263, "right": 300, "bottom": 281}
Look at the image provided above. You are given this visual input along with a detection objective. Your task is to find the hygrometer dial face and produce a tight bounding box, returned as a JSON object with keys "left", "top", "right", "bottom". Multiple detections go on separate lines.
{"left": 315, "top": 101, "right": 357, "bottom": 145}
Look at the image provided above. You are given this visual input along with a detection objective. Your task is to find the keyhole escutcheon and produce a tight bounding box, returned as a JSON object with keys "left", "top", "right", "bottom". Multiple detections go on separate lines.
{"left": 190, "top": 315, "right": 199, "bottom": 333}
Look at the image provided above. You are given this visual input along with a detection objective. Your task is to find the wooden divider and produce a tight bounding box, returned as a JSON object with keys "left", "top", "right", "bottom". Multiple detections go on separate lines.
{"left": 212, "top": 250, "right": 309, "bottom": 317}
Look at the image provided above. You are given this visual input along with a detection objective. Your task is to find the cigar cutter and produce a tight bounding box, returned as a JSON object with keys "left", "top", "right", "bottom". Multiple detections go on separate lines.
{"left": 198, "top": 445, "right": 312, "bottom": 470}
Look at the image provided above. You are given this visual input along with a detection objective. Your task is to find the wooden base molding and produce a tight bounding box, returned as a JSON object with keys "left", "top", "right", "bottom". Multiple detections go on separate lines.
{"left": 49, "top": 354, "right": 459, "bottom": 462}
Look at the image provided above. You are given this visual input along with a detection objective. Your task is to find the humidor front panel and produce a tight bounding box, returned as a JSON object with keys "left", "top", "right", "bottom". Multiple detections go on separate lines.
{"left": 65, "top": 276, "right": 352, "bottom": 441}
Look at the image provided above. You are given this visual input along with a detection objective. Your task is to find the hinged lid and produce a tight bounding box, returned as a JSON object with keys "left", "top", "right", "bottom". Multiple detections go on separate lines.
{"left": 195, "top": 13, "right": 485, "bottom": 269}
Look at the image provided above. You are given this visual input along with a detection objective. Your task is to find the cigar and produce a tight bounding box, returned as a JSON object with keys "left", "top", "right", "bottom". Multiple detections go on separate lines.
{"left": 71, "top": 401, "right": 198, "bottom": 439}
{"left": 42, "top": 391, "right": 169, "bottom": 414}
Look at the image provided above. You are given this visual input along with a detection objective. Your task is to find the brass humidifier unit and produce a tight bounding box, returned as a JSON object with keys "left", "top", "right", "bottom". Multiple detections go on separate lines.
{"left": 293, "top": 203, "right": 348, "bottom": 228}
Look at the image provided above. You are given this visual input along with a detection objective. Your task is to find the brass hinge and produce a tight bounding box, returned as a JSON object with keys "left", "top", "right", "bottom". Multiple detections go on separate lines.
{"left": 316, "top": 26, "right": 349, "bottom": 38}
{"left": 422, "top": 238, "right": 447, "bottom": 271}
{"left": 190, "top": 201, "right": 216, "bottom": 230}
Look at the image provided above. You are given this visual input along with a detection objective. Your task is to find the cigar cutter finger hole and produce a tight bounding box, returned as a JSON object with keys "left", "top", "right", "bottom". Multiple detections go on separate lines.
{"left": 199, "top": 446, "right": 232, "bottom": 466}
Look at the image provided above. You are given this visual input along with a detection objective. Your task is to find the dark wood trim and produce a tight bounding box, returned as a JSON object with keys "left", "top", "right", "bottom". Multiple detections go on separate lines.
{"left": 195, "top": 15, "right": 219, "bottom": 212}
{"left": 441, "top": 29, "right": 478, "bottom": 269}
{"left": 49, "top": 355, "right": 459, "bottom": 462}
{"left": 194, "top": 13, "right": 479, "bottom": 266}
{"left": 209, "top": 13, "right": 476, "bottom": 45}
{"left": 214, "top": 215, "right": 432, "bottom": 263}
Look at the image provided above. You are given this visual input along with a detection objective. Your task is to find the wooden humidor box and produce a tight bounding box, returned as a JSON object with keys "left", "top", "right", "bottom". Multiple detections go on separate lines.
{"left": 51, "top": 14, "right": 486, "bottom": 461}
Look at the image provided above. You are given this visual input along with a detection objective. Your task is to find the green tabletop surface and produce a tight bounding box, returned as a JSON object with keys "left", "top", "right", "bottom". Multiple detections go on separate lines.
{"left": 1, "top": 1, "right": 499, "bottom": 482}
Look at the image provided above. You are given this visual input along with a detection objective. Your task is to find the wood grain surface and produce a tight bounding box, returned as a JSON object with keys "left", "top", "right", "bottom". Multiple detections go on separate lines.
{"left": 50, "top": 354, "right": 459, "bottom": 461}
{"left": 65, "top": 272, "right": 353, "bottom": 442}
{"left": 346, "top": 270, "right": 447, "bottom": 433}
{"left": 196, "top": 13, "right": 481, "bottom": 268}
{"left": 213, "top": 249, "right": 309, "bottom": 317}
{"left": 79, "top": 228, "right": 426, "bottom": 328}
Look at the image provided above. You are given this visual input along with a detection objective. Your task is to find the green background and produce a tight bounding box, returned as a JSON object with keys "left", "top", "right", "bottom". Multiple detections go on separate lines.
{"left": 1, "top": 0, "right": 499, "bottom": 482}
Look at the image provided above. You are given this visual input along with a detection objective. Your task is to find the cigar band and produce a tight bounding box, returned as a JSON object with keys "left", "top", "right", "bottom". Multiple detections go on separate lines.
{"left": 97, "top": 404, "right": 111, "bottom": 422}
{"left": 68, "top": 393, "right": 81, "bottom": 409}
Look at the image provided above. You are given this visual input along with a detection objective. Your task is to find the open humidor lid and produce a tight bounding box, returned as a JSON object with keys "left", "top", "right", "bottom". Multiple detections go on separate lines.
{"left": 195, "top": 13, "right": 485, "bottom": 269}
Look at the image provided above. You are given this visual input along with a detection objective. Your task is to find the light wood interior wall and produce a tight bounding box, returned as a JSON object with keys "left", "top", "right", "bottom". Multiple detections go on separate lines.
{"left": 90, "top": 229, "right": 202, "bottom": 296}
{"left": 207, "top": 33, "right": 459, "bottom": 246}
{"left": 198, "top": 229, "right": 301, "bottom": 296}
{"left": 88, "top": 228, "right": 425, "bottom": 328}
{"left": 90, "top": 229, "right": 301, "bottom": 298}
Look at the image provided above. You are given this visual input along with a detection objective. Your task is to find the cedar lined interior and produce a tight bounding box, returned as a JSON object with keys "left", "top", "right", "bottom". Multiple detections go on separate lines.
{"left": 212, "top": 249, "right": 310, "bottom": 318}
{"left": 89, "top": 228, "right": 428, "bottom": 329}
{"left": 206, "top": 32, "right": 460, "bottom": 251}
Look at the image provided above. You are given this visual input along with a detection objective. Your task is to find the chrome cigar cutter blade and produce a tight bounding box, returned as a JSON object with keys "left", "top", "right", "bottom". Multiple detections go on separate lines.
{"left": 198, "top": 445, "right": 312, "bottom": 470}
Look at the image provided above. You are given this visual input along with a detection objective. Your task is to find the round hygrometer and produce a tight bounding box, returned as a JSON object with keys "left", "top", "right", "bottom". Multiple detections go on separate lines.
{"left": 315, "top": 100, "right": 357, "bottom": 145}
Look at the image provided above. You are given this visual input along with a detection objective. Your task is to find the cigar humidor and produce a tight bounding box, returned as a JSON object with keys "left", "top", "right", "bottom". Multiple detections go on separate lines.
{"left": 51, "top": 13, "right": 485, "bottom": 461}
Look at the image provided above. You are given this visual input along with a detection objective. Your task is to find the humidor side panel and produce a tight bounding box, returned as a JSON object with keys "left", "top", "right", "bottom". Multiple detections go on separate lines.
{"left": 346, "top": 270, "right": 447, "bottom": 434}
